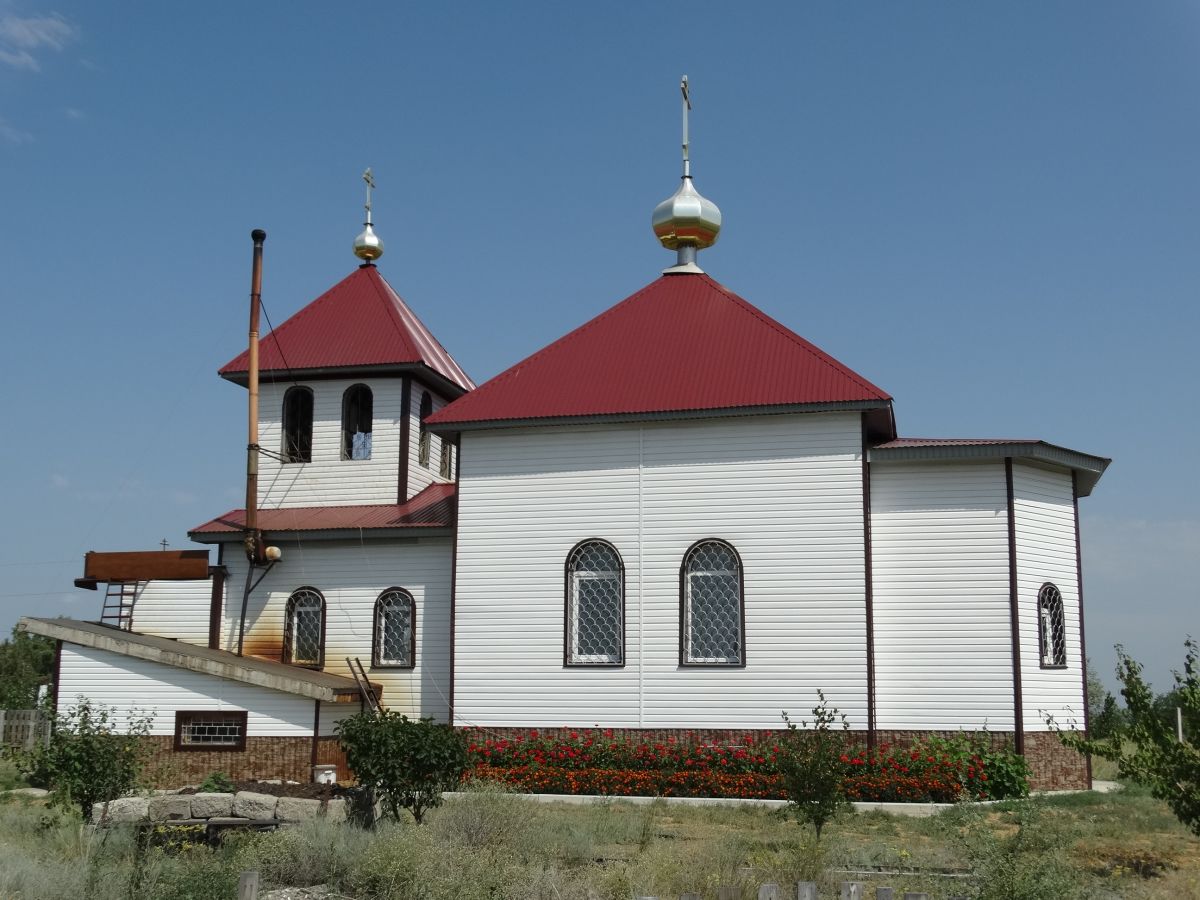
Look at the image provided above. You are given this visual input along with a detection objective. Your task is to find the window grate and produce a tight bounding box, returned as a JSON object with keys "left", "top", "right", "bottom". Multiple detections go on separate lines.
{"left": 567, "top": 541, "right": 623, "bottom": 665}
{"left": 683, "top": 541, "right": 742, "bottom": 665}
{"left": 1038, "top": 582, "right": 1066, "bottom": 667}
{"left": 174, "top": 711, "right": 247, "bottom": 751}
{"left": 376, "top": 589, "right": 415, "bottom": 667}
{"left": 287, "top": 588, "right": 324, "bottom": 666}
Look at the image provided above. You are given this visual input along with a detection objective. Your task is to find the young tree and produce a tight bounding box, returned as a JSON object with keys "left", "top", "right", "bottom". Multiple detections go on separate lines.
{"left": 0, "top": 629, "right": 54, "bottom": 709}
{"left": 1086, "top": 657, "right": 1125, "bottom": 740}
{"left": 336, "top": 711, "right": 469, "bottom": 825}
{"left": 777, "top": 691, "right": 850, "bottom": 840}
{"left": 1055, "top": 640, "right": 1200, "bottom": 836}
{"left": 13, "top": 698, "right": 154, "bottom": 820}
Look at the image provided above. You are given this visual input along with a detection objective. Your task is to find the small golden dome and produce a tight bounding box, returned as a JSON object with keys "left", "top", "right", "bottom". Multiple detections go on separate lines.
{"left": 652, "top": 176, "right": 722, "bottom": 251}
{"left": 353, "top": 221, "right": 384, "bottom": 261}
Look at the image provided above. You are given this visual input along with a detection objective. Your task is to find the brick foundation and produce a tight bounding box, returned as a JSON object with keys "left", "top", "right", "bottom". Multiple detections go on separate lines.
{"left": 471, "top": 726, "right": 1090, "bottom": 792}
{"left": 142, "top": 736, "right": 314, "bottom": 786}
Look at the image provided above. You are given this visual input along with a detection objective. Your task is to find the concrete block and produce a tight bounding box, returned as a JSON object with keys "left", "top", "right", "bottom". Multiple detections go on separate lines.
{"left": 190, "top": 792, "right": 235, "bottom": 818}
{"left": 233, "top": 791, "right": 278, "bottom": 819}
{"left": 149, "top": 795, "right": 192, "bottom": 821}
{"left": 276, "top": 796, "right": 321, "bottom": 822}
{"left": 322, "top": 798, "right": 347, "bottom": 823}
{"left": 106, "top": 796, "right": 150, "bottom": 823}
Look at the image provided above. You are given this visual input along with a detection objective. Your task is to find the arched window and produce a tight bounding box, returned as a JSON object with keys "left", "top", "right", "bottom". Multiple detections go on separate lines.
{"left": 373, "top": 588, "right": 416, "bottom": 668}
{"left": 439, "top": 440, "right": 453, "bottom": 479}
{"left": 284, "top": 587, "right": 324, "bottom": 667}
{"left": 282, "top": 387, "right": 314, "bottom": 463}
{"left": 342, "top": 384, "right": 373, "bottom": 460}
{"left": 1038, "top": 582, "right": 1066, "bottom": 668}
{"left": 565, "top": 540, "right": 624, "bottom": 666}
{"left": 418, "top": 392, "right": 433, "bottom": 468}
{"left": 681, "top": 540, "right": 744, "bottom": 666}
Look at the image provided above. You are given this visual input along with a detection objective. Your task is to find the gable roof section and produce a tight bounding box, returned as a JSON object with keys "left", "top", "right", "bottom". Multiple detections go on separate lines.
{"left": 427, "top": 273, "right": 891, "bottom": 431}
{"left": 19, "top": 617, "right": 379, "bottom": 703}
{"left": 219, "top": 265, "right": 474, "bottom": 394}
{"left": 189, "top": 483, "right": 455, "bottom": 542}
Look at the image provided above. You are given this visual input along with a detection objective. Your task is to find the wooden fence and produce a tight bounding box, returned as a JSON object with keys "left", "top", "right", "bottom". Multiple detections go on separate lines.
{"left": 236, "top": 871, "right": 961, "bottom": 900}
{"left": 0, "top": 709, "right": 51, "bottom": 751}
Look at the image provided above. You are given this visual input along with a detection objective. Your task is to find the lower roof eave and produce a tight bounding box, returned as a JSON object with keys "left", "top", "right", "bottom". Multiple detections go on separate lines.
{"left": 428, "top": 399, "right": 896, "bottom": 437}
{"left": 18, "top": 617, "right": 377, "bottom": 704}
{"left": 189, "top": 526, "right": 453, "bottom": 544}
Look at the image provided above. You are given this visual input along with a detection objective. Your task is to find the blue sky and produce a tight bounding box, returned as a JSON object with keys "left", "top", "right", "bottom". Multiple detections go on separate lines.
{"left": 0, "top": 2, "right": 1196, "bottom": 694}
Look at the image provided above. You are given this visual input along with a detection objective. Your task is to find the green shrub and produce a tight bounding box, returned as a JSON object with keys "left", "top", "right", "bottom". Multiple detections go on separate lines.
{"left": 336, "top": 711, "right": 468, "bottom": 824}
{"left": 12, "top": 698, "right": 153, "bottom": 820}
{"left": 778, "top": 691, "right": 850, "bottom": 840}
{"left": 197, "top": 772, "right": 235, "bottom": 794}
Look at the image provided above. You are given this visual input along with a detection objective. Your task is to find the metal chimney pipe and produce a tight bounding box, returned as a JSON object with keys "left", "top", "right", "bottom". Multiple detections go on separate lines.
{"left": 244, "top": 229, "right": 266, "bottom": 561}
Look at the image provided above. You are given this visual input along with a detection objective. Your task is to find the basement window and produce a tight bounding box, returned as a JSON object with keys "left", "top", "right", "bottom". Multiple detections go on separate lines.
{"left": 341, "top": 384, "right": 373, "bottom": 460}
{"left": 1038, "top": 582, "right": 1067, "bottom": 668}
{"left": 285, "top": 587, "right": 325, "bottom": 668}
{"left": 566, "top": 540, "right": 624, "bottom": 666}
{"left": 681, "top": 540, "right": 744, "bottom": 666}
{"left": 418, "top": 391, "right": 433, "bottom": 468}
{"left": 282, "top": 386, "right": 314, "bottom": 463}
{"left": 174, "top": 710, "right": 247, "bottom": 751}
{"left": 374, "top": 588, "right": 416, "bottom": 668}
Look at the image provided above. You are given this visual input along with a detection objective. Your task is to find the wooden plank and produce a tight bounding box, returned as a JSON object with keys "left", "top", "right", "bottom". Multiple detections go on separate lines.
{"left": 84, "top": 550, "right": 211, "bottom": 582}
{"left": 237, "top": 870, "right": 260, "bottom": 900}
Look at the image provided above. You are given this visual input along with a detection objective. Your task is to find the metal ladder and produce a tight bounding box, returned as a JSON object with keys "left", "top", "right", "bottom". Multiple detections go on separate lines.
{"left": 347, "top": 657, "right": 380, "bottom": 714}
{"left": 100, "top": 581, "right": 142, "bottom": 630}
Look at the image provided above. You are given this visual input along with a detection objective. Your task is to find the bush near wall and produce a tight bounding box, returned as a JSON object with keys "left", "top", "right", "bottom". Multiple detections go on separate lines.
{"left": 464, "top": 729, "right": 1029, "bottom": 802}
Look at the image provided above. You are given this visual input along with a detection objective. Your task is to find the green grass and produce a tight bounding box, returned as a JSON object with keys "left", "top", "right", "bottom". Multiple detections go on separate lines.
{"left": 0, "top": 782, "right": 1196, "bottom": 899}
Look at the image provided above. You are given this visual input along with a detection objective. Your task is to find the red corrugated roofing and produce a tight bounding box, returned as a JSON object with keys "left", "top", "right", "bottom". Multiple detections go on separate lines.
{"left": 219, "top": 266, "right": 474, "bottom": 392}
{"left": 428, "top": 273, "right": 889, "bottom": 427}
{"left": 189, "top": 483, "right": 455, "bottom": 537}
{"left": 874, "top": 438, "right": 1039, "bottom": 448}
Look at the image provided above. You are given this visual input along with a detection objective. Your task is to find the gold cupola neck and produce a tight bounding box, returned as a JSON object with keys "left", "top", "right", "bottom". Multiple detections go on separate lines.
{"left": 651, "top": 75, "right": 721, "bottom": 274}
{"left": 353, "top": 167, "right": 384, "bottom": 263}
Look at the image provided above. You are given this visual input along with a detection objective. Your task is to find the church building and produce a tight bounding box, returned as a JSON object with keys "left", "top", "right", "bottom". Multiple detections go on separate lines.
{"left": 20, "top": 86, "right": 1107, "bottom": 791}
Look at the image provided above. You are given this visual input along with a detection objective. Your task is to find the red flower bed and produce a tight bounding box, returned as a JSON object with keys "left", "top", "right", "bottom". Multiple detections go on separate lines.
{"left": 463, "top": 728, "right": 1024, "bottom": 803}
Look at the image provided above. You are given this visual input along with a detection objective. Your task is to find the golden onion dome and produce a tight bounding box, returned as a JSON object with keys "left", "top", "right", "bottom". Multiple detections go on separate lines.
{"left": 353, "top": 221, "right": 384, "bottom": 261}
{"left": 651, "top": 175, "right": 722, "bottom": 251}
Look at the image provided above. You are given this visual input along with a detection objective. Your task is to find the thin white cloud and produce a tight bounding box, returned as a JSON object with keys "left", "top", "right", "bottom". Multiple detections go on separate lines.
{"left": 0, "top": 116, "right": 31, "bottom": 144}
{"left": 0, "top": 12, "right": 76, "bottom": 71}
{"left": 50, "top": 473, "right": 68, "bottom": 489}
{"left": 63, "top": 106, "right": 83, "bottom": 120}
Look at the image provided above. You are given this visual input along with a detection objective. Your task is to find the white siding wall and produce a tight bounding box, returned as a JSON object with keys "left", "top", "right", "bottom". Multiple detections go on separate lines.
{"left": 408, "top": 388, "right": 453, "bottom": 498}
{"left": 453, "top": 412, "right": 868, "bottom": 730}
{"left": 1012, "top": 463, "right": 1084, "bottom": 731}
{"left": 222, "top": 537, "right": 452, "bottom": 720}
{"left": 319, "top": 701, "right": 361, "bottom": 736}
{"left": 130, "top": 579, "right": 213, "bottom": 647}
{"left": 56, "top": 644, "right": 315, "bottom": 736}
{"left": 258, "top": 377, "right": 402, "bottom": 508}
{"left": 870, "top": 461, "right": 1015, "bottom": 730}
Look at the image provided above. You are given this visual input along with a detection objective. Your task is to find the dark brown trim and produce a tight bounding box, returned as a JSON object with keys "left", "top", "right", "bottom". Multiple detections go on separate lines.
{"left": 1073, "top": 471, "right": 1093, "bottom": 785}
{"left": 1005, "top": 458, "right": 1025, "bottom": 756}
{"left": 861, "top": 413, "right": 877, "bottom": 751}
{"left": 563, "top": 539, "right": 627, "bottom": 668}
{"left": 51, "top": 639, "right": 62, "bottom": 721}
{"left": 398, "top": 377, "right": 412, "bottom": 503}
{"left": 310, "top": 700, "right": 321, "bottom": 769}
{"left": 208, "top": 552, "right": 227, "bottom": 650}
{"left": 172, "top": 710, "right": 248, "bottom": 752}
{"left": 370, "top": 588, "right": 417, "bottom": 669}
{"left": 679, "top": 538, "right": 747, "bottom": 668}
{"left": 448, "top": 452, "right": 460, "bottom": 723}
{"left": 283, "top": 586, "right": 327, "bottom": 669}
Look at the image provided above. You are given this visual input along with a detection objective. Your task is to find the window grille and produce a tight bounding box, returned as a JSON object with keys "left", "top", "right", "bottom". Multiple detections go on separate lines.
{"left": 342, "top": 384, "right": 373, "bottom": 460}
{"left": 418, "top": 392, "right": 433, "bottom": 468}
{"left": 375, "top": 589, "right": 415, "bottom": 667}
{"left": 566, "top": 541, "right": 623, "bottom": 665}
{"left": 1038, "top": 582, "right": 1066, "bottom": 667}
{"left": 285, "top": 588, "right": 324, "bottom": 667}
{"left": 174, "top": 711, "right": 246, "bottom": 751}
{"left": 282, "top": 386, "right": 314, "bottom": 463}
{"left": 439, "top": 440, "right": 452, "bottom": 479}
{"left": 682, "top": 540, "right": 743, "bottom": 665}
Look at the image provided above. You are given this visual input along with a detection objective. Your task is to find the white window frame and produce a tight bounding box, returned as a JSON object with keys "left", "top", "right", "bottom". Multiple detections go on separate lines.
{"left": 681, "top": 540, "right": 744, "bottom": 667}
{"left": 566, "top": 541, "right": 624, "bottom": 666}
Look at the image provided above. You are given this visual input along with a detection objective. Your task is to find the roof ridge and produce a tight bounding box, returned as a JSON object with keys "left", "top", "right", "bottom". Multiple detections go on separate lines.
{"left": 361, "top": 266, "right": 420, "bottom": 359}
{"left": 701, "top": 275, "right": 890, "bottom": 400}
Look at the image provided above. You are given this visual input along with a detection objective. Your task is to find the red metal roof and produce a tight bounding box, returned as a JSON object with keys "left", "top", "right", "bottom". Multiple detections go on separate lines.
{"left": 189, "top": 483, "right": 455, "bottom": 538}
{"left": 428, "top": 273, "right": 890, "bottom": 428}
{"left": 219, "top": 266, "right": 474, "bottom": 392}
